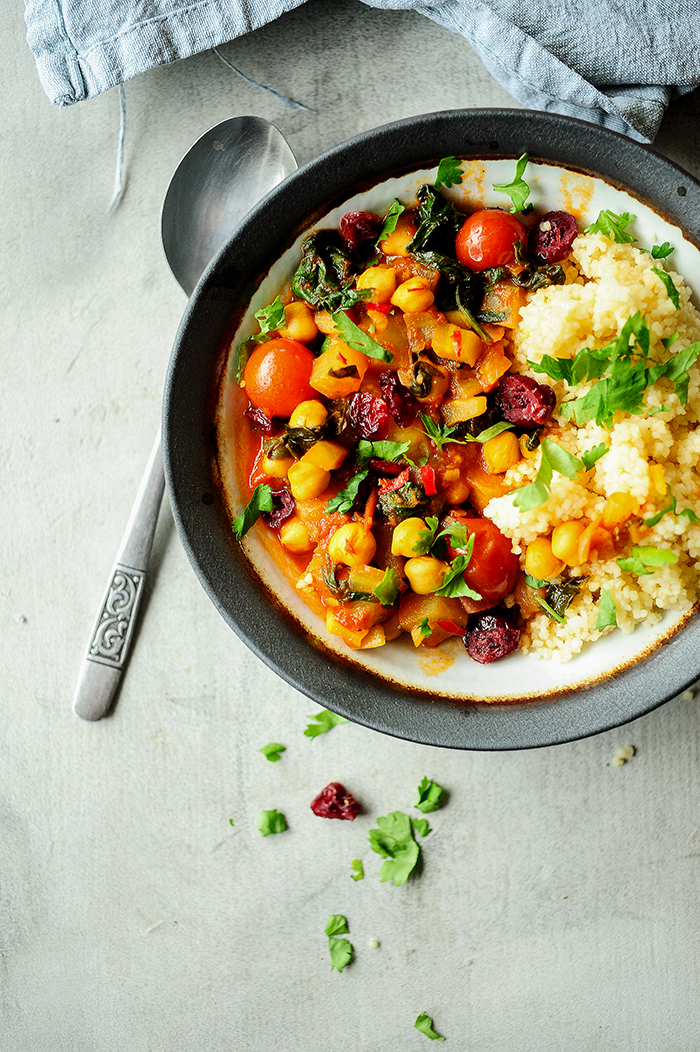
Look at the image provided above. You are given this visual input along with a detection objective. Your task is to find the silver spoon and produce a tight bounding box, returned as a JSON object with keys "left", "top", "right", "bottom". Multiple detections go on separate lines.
{"left": 73, "top": 116, "right": 297, "bottom": 721}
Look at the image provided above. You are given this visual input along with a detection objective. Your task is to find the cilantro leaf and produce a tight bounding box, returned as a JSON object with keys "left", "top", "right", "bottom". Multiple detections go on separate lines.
{"left": 350, "top": 859, "right": 364, "bottom": 881}
{"left": 325, "top": 914, "right": 350, "bottom": 937}
{"left": 232, "top": 483, "right": 274, "bottom": 539}
{"left": 415, "top": 776, "right": 444, "bottom": 814}
{"left": 253, "top": 295, "right": 286, "bottom": 339}
{"left": 435, "top": 555, "right": 482, "bottom": 600}
{"left": 304, "top": 709, "right": 349, "bottom": 738}
{"left": 260, "top": 742, "right": 286, "bottom": 762}
{"left": 643, "top": 485, "right": 700, "bottom": 527}
{"left": 412, "top": 818, "right": 431, "bottom": 837}
{"left": 492, "top": 153, "right": 530, "bottom": 213}
{"left": 596, "top": 589, "right": 618, "bottom": 630}
{"left": 584, "top": 209, "right": 637, "bottom": 243}
{"left": 356, "top": 438, "right": 411, "bottom": 464}
{"left": 419, "top": 412, "right": 468, "bottom": 451}
{"left": 513, "top": 439, "right": 584, "bottom": 512}
{"left": 524, "top": 572, "right": 548, "bottom": 589}
{"left": 652, "top": 267, "right": 680, "bottom": 309}
{"left": 368, "top": 811, "right": 420, "bottom": 886}
{"left": 374, "top": 567, "right": 401, "bottom": 607}
{"left": 580, "top": 443, "right": 608, "bottom": 470}
{"left": 417, "top": 617, "right": 432, "bottom": 639}
{"left": 438, "top": 521, "right": 470, "bottom": 551}
{"left": 617, "top": 545, "right": 679, "bottom": 575}
{"left": 326, "top": 469, "right": 369, "bottom": 513}
{"left": 659, "top": 340, "right": 700, "bottom": 403}
{"left": 413, "top": 515, "right": 440, "bottom": 555}
{"left": 332, "top": 310, "right": 393, "bottom": 363}
{"left": 651, "top": 242, "right": 674, "bottom": 259}
{"left": 435, "top": 155, "right": 463, "bottom": 190}
{"left": 329, "top": 937, "right": 353, "bottom": 972}
{"left": 376, "top": 199, "right": 405, "bottom": 247}
{"left": 258, "top": 809, "right": 287, "bottom": 837}
{"left": 414, "top": 1012, "right": 446, "bottom": 1041}
{"left": 468, "top": 420, "right": 516, "bottom": 443}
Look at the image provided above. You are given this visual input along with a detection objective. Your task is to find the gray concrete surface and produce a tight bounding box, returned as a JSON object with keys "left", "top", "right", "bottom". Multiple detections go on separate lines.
{"left": 3, "top": 1, "right": 700, "bottom": 1048}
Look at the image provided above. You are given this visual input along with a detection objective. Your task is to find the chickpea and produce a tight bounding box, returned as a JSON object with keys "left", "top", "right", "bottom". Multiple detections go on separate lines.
{"left": 287, "top": 460, "right": 331, "bottom": 501}
{"left": 551, "top": 520, "right": 587, "bottom": 566}
{"left": 390, "top": 277, "right": 435, "bottom": 313}
{"left": 301, "top": 440, "right": 347, "bottom": 471}
{"left": 327, "top": 522, "right": 377, "bottom": 568}
{"left": 404, "top": 556, "right": 449, "bottom": 595}
{"left": 524, "top": 536, "right": 564, "bottom": 581}
{"left": 483, "top": 431, "right": 521, "bottom": 475}
{"left": 391, "top": 517, "right": 428, "bottom": 558}
{"left": 279, "top": 301, "right": 319, "bottom": 343}
{"left": 279, "top": 517, "right": 314, "bottom": 554}
{"left": 261, "top": 453, "right": 294, "bottom": 479}
{"left": 288, "top": 399, "right": 328, "bottom": 429}
{"left": 356, "top": 265, "right": 397, "bottom": 304}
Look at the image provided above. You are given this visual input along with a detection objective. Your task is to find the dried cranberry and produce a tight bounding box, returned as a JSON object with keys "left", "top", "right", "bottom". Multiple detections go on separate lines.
{"left": 464, "top": 613, "right": 520, "bottom": 663}
{"left": 495, "top": 374, "right": 556, "bottom": 428}
{"left": 379, "top": 372, "right": 419, "bottom": 426}
{"left": 349, "top": 391, "right": 391, "bottom": 439}
{"left": 244, "top": 406, "right": 276, "bottom": 435}
{"left": 340, "top": 211, "right": 382, "bottom": 257}
{"left": 528, "top": 211, "right": 579, "bottom": 264}
{"left": 261, "top": 487, "right": 295, "bottom": 528}
{"left": 368, "top": 458, "right": 403, "bottom": 477}
{"left": 310, "top": 782, "right": 361, "bottom": 820}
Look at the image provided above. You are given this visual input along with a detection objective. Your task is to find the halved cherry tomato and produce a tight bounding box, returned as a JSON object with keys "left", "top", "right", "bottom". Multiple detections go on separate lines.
{"left": 455, "top": 209, "right": 527, "bottom": 272}
{"left": 445, "top": 513, "right": 519, "bottom": 605}
{"left": 243, "top": 338, "right": 317, "bottom": 418}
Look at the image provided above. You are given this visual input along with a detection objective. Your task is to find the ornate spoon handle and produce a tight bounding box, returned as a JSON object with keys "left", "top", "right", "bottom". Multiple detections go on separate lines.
{"left": 72, "top": 432, "right": 165, "bottom": 720}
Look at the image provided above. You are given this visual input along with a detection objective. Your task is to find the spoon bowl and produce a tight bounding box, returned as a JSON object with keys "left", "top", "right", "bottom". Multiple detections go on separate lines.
{"left": 72, "top": 116, "right": 296, "bottom": 721}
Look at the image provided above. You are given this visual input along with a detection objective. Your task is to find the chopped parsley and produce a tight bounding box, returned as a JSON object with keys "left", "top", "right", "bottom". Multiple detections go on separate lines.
{"left": 512, "top": 439, "right": 585, "bottom": 512}
{"left": 260, "top": 742, "right": 286, "bottom": 762}
{"left": 435, "top": 155, "right": 463, "bottom": 190}
{"left": 415, "top": 776, "right": 444, "bottom": 814}
{"left": 413, "top": 516, "right": 440, "bottom": 556}
{"left": 374, "top": 568, "right": 401, "bottom": 607}
{"left": 435, "top": 534, "right": 482, "bottom": 601}
{"left": 350, "top": 859, "right": 364, "bottom": 881}
{"left": 332, "top": 310, "right": 393, "bottom": 363}
{"left": 414, "top": 1012, "right": 446, "bottom": 1041}
{"left": 580, "top": 443, "right": 609, "bottom": 470}
{"left": 651, "top": 242, "right": 674, "bottom": 259}
{"left": 356, "top": 438, "right": 411, "bottom": 464}
{"left": 325, "top": 914, "right": 353, "bottom": 972}
{"left": 529, "top": 313, "right": 700, "bottom": 427}
{"left": 417, "top": 616, "right": 433, "bottom": 639}
{"left": 412, "top": 818, "right": 431, "bottom": 837}
{"left": 418, "top": 413, "right": 465, "bottom": 451}
{"left": 376, "top": 199, "right": 405, "bottom": 246}
{"left": 258, "top": 809, "right": 287, "bottom": 837}
{"left": 651, "top": 267, "right": 680, "bottom": 309}
{"left": 368, "top": 811, "right": 420, "bottom": 886}
{"left": 584, "top": 209, "right": 637, "bottom": 243}
{"left": 232, "top": 483, "right": 274, "bottom": 539}
{"left": 643, "top": 485, "right": 700, "bottom": 527}
{"left": 304, "top": 709, "right": 349, "bottom": 738}
{"left": 325, "top": 469, "right": 369, "bottom": 513}
{"left": 617, "top": 545, "right": 679, "bottom": 575}
{"left": 596, "top": 589, "right": 618, "bottom": 630}
{"left": 253, "top": 295, "right": 286, "bottom": 339}
{"left": 492, "top": 153, "right": 530, "bottom": 213}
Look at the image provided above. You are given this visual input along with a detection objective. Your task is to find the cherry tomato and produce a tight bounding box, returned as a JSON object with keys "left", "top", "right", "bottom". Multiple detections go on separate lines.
{"left": 455, "top": 209, "right": 527, "bottom": 272}
{"left": 243, "top": 338, "right": 317, "bottom": 418}
{"left": 446, "top": 514, "right": 519, "bottom": 606}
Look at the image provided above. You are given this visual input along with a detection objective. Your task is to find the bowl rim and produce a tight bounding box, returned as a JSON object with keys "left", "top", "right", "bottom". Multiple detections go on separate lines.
{"left": 163, "top": 107, "right": 700, "bottom": 750}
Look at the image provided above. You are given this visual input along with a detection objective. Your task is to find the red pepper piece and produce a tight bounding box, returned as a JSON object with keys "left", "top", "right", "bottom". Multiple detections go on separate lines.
{"left": 420, "top": 465, "right": 437, "bottom": 495}
{"left": 378, "top": 467, "right": 409, "bottom": 494}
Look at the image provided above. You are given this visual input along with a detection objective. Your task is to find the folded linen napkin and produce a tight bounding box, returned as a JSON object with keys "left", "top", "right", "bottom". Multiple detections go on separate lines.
{"left": 24, "top": 0, "right": 699, "bottom": 141}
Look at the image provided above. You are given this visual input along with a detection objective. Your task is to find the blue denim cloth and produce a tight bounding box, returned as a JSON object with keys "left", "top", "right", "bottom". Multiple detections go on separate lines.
{"left": 24, "top": 0, "right": 698, "bottom": 141}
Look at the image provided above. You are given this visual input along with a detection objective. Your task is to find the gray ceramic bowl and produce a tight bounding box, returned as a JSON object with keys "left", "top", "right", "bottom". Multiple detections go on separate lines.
{"left": 163, "top": 109, "right": 700, "bottom": 750}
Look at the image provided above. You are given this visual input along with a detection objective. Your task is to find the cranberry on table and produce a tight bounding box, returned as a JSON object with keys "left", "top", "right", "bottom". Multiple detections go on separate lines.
{"left": 261, "top": 487, "right": 295, "bottom": 528}
{"left": 464, "top": 613, "right": 521, "bottom": 663}
{"left": 495, "top": 373, "right": 556, "bottom": 428}
{"left": 529, "top": 210, "right": 579, "bottom": 264}
{"left": 340, "top": 211, "right": 382, "bottom": 256}
{"left": 310, "top": 782, "right": 362, "bottom": 820}
{"left": 349, "top": 391, "right": 391, "bottom": 439}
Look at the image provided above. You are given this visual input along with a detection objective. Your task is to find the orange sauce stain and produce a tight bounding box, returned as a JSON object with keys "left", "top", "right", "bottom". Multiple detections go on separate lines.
{"left": 419, "top": 643, "right": 458, "bottom": 677}
{"left": 560, "top": 171, "right": 595, "bottom": 221}
{"left": 459, "top": 160, "right": 488, "bottom": 211}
